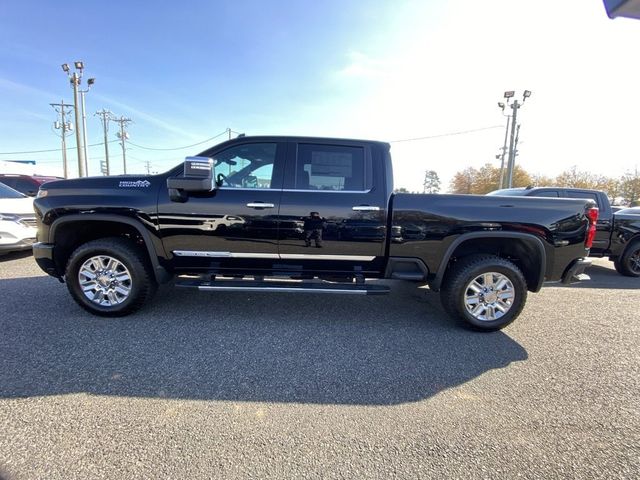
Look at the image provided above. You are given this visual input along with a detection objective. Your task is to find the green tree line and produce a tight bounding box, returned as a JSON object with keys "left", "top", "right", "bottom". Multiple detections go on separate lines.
{"left": 449, "top": 164, "right": 640, "bottom": 205}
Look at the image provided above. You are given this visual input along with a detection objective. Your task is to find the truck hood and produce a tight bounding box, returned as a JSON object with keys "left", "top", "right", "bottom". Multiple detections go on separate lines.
{"left": 0, "top": 197, "right": 35, "bottom": 215}
{"left": 40, "top": 174, "right": 156, "bottom": 191}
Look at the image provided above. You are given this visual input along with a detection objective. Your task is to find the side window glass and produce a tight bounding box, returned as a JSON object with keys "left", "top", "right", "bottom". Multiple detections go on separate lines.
{"left": 1, "top": 178, "right": 17, "bottom": 189}
{"left": 17, "top": 179, "right": 36, "bottom": 195}
{"left": 296, "top": 144, "right": 365, "bottom": 191}
{"left": 566, "top": 191, "right": 599, "bottom": 203}
{"left": 213, "top": 143, "right": 277, "bottom": 189}
{"left": 534, "top": 191, "right": 559, "bottom": 197}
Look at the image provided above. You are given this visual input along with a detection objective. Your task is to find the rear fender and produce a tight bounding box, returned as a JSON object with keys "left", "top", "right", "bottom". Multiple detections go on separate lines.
{"left": 431, "top": 232, "right": 547, "bottom": 292}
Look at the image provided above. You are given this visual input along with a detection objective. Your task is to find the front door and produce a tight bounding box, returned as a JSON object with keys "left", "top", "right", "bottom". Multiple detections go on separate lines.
{"left": 158, "top": 141, "right": 286, "bottom": 271}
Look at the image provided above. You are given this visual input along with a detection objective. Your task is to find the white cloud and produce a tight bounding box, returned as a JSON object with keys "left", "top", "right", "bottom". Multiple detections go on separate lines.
{"left": 92, "top": 93, "right": 203, "bottom": 142}
{"left": 0, "top": 77, "right": 58, "bottom": 100}
{"left": 335, "top": 51, "right": 392, "bottom": 80}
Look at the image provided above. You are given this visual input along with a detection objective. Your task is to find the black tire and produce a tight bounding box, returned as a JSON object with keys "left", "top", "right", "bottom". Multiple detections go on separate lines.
{"left": 614, "top": 241, "right": 640, "bottom": 277}
{"left": 613, "top": 257, "right": 624, "bottom": 275}
{"left": 65, "top": 237, "right": 157, "bottom": 317}
{"left": 440, "top": 255, "right": 528, "bottom": 331}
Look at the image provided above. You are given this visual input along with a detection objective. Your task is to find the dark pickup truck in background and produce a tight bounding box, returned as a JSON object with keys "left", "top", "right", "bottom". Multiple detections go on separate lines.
{"left": 489, "top": 187, "right": 640, "bottom": 277}
{"left": 32, "top": 136, "right": 597, "bottom": 331}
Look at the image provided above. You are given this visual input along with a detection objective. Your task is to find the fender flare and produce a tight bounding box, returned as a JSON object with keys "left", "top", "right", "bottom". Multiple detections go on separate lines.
{"left": 431, "top": 231, "right": 547, "bottom": 292}
{"left": 49, "top": 214, "right": 171, "bottom": 283}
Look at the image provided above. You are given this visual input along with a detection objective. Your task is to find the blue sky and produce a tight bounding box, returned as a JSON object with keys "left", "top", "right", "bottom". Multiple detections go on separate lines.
{"left": 1, "top": 1, "right": 640, "bottom": 189}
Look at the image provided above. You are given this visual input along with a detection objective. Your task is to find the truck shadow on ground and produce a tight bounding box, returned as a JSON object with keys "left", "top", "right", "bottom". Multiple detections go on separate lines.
{"left": 549, "top": 263, "right": 640, "bottom": 290}
{"left": 0, "top": 276, "right": 527, "bottom": 406}
{"left": 0, "top": 251, "right": 32, "bottom": 262}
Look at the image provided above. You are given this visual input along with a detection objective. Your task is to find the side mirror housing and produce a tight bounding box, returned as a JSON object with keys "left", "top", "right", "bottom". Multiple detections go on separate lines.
{"left": 167, "top": 156, "right": 216, "bottom": 202}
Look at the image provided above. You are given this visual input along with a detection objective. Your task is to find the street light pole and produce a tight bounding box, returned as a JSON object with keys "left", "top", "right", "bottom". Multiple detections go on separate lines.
{"left": 506, "top": 100, "right": 519, "bottom": 188}
{"left": 497, "top": 102, "right": 510, "bottom": 189}
{"left": 61, "top": 62, "right": 94, "bottom": 177}
{"left": 502, "top": 90, "right": 531, "bottom": 188}
{"left": 70, "top": 71, "right": 86, "bottom": 177}
{"left": 79, "top": 78, "right": 95, "bottom": 175}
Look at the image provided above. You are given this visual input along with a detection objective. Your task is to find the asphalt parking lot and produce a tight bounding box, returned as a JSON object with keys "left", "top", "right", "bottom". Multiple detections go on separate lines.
{"left": 0, "top": 253, "right": 638, "bottom": 479}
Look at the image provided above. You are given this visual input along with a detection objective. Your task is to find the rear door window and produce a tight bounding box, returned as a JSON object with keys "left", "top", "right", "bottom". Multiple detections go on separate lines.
{"left": 532, "top": 190, "right": 559, "bottom": 197}
{"left": 566, "top": 190, "right": 599, "bottom": 207}
{"left": 293, "top": 144, "right": 366, "bottom": 191}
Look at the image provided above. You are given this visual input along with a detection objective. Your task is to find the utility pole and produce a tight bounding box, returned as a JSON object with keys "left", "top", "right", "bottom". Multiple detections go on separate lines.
{"left": 513, "top": 124, "right": 521, "bottom": 162}
{"left": 502, "top": 90, "right": 531, "bottom": 188}
{"left": 50, "top": 100, "right": 74, "bottom": 178}
{"left": 144, "top": 159, "right": 152, "bottom": 174}
{"left": 113, "top": 116, "right": 132, "bottom": 174}
{"left": 95, "top": 109, "right": 114, "bottom": 175}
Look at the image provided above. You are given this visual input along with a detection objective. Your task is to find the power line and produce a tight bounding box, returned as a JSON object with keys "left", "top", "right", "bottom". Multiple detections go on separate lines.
{"left": 389, "top": 125, "right": 504, "bottom": 143}
{"left": 1, "top": 126, "right": 503, "bottom": 156}
{"left": 0, "top": 140, "right": 119, "bottom": 156}
{"left": 126, "top": 130, "right": 229, "bottom": 151}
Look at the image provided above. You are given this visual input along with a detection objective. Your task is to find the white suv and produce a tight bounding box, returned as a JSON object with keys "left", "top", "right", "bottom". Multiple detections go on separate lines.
{"left": 0, "top": 182, "right": 37, "bottom": 254}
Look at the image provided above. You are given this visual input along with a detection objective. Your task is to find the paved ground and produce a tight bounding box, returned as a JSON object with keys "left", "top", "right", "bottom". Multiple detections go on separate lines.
{"left": 0, "top": 253, "right": 638, "bottom": 479}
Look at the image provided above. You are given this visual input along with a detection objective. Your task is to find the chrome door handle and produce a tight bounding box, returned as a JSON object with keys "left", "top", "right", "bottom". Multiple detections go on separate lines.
{"left": 246, "top": 202, "right": 275, "bottom": 208}
{"left": 352, "top": 205, "right": 380, "bottom": 211}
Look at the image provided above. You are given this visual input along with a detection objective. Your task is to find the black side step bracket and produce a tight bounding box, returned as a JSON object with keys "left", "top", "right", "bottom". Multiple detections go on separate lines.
{"left": 175, "top": 278, "right": 390, "bottom": 295}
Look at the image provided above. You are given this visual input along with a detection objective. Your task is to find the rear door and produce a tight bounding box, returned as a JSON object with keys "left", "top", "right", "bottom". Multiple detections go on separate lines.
{"left": 277, "top": 140, "right": 388, "bottom": 274}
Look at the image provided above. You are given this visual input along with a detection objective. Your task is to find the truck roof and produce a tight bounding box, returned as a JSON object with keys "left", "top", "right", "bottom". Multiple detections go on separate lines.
{"left": 197, "top": 135, "right": 391, "bottom": 155}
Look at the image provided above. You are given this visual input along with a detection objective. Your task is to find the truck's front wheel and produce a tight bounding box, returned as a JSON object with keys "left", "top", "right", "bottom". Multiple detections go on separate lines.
{"left": 65, "top": 238, "right": 157, "bottom": 316}
{"left": 440, "top": 255, "right": 527, "bottom": 331}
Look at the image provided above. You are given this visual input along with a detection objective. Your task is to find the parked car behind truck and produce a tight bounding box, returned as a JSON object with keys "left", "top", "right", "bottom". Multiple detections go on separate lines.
{"left": 32, "top": 136, "right": 597, "bottom": 331}
{"left": 0, "top": 183, "right": 37, "bottom": 254}
{"left": 489, "top": 186, "right": 640, "bottom": 277}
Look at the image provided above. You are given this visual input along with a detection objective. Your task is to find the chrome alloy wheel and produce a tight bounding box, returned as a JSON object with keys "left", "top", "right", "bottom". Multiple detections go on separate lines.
{"left": 78, "top": 255, "right": 132, "bottom": 307}
{"left": 464, "top": 272, "right": 515, "bottom": 322}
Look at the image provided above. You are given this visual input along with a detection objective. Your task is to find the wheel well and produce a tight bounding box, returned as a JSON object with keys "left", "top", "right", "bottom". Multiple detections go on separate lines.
{"left": 442, "top": 237, "right": 544, "bottom": 292}
{"left": 52, "top": 221, "right": 150, "bottom": 274}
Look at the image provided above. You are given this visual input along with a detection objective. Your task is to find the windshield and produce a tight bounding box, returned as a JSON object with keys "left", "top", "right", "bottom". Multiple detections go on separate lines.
{"left": 0, "top": 182, "right": 27, "bottom": 199}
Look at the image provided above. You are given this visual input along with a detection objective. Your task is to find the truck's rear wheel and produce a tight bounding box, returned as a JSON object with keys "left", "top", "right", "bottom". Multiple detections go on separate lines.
{"left": 614, "top": 241, "right": 640, "bottom": 277}
{"left": 65, "top": 238, "right": 157, "bottom": 316}
{"left": 440, "top": 255, "right": 527, "bottom": 331}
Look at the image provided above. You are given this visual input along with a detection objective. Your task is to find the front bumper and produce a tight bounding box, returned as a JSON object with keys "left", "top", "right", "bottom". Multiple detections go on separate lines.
{"left": 0, "top": 220, "right": 37, "bottom": 253}
{"left": 32, "top": 242, "right": 62, "bottom": 279}
{"left": 0, "top": 238, "right": 36, "bottom": 252}
{"left": 561, "top": 258, "right": 592, "bottom": 284}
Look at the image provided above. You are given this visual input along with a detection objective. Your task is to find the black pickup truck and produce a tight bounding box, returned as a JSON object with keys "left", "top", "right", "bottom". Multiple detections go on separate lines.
{"left": 32, "top": 136, "right": 597, "bottom": 331}
{"left": 489, "top": 187, "right": 640, "bottom": 277}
